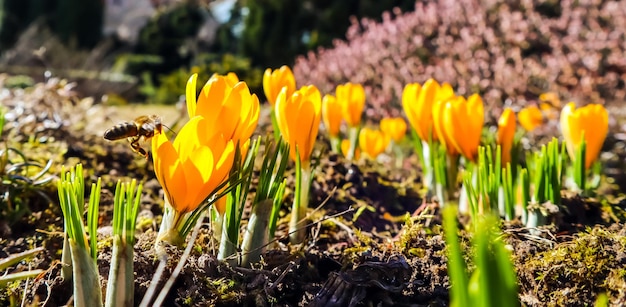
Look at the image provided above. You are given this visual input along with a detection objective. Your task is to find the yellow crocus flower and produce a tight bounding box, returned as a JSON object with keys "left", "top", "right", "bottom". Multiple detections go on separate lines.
{"left": 560, "top": 102, "right": 608, "bottom": 169}
{"left": 275, "top": 85, "right": 322, "bottom": 167}
{"left": 380, "top": 117, "right": 407, "bottom": 143}
{"left": 518, "top": 105, "right": 544, "bottom": 132}
{"left": 336, "top": 82, "right": 365, "bottom": 128}
{"left": 497, "top": 108, "right": 517, "bottom": 165}
{"left": 359, "top": 127, "right": 390, "bottom": 159}
{"left": 186, "top": 74, "right": 260, "bottom": 146}
{"left": 152, "top": 116, "right": 236, "bottom": 214}
{"left": 402, "top": 79, "right": 441, "bottom": 142}
{"left": 322, "top": 94, "right": 342, "bottom": 137}
{"left": 263, "top": 66, "right": 296, "bottom": 106}
{"left": 441, "top": 94, "right": 484, "bottom": 162}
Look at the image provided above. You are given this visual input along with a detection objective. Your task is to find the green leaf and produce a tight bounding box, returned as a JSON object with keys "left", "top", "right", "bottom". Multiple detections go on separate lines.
{"left": 443, "top": 206, "right": 470, "bottom": 307}
{"left": 574, "top": 134, "right": 586, "bottom": 192}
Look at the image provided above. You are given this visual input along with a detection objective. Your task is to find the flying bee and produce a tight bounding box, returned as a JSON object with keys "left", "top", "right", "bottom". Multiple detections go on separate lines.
{"left": 104, "top": 115, "right": 162, "bottom": 159}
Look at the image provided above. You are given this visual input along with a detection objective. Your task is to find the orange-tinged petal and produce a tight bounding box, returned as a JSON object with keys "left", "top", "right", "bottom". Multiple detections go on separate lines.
{"left": 497, "top": 108, "right": 516, "bottom": 165}
{"left": 213, "top": 197, "right": 227, "bottom": 215}
{"left": 196, "top": 76, "right": 231, "bottom": 125}
{"left": 288, "top": 86, "right": 321, "bottom": 162}
{"left": 152, "top": 130, "right": 189, "bottom": 213}
{"left": 166, "top": 159, "right": 189, "bottom": 212}
{"left": 178, "top": 149, "right": 210, "bottom": 212}
{"left": 292, "top": 96, "right": 317, "bottom": 162}
{"left": 214, "top": 81, "right": 259, "bottom": 144}
{"left": 263, "top": 66, "right": 296, "bottom": 106}
{"left": 152, "top": 131, "right": 176, "bottom": 207}
{"left": 322, "top": 94, "right": 342, "bottom": 137}
{"left": 582, "top": 104, "right": 608, "bottom": 169}
{"left": 432, "top": 100, "right": 458, "bottom": 155}
{"left": 229, "top": 82, "right": 260, "bottom": 143}
{"left": 213, "top": 85, "right": 243, "bottom": 140}
{"left": 336, "top": 82, "right": 365, "bottom": 127}
{"left": 380, "top": 117, "right": 407, "bottom": 142}
{"left": 442, "top": 98, "right": 464, "bottom": 157}
{"left": 466, "top": 94, "right": 484, "bottom": 160}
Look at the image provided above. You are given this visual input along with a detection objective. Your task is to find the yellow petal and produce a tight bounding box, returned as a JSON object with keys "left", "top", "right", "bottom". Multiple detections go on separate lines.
{"left": 205, "top": 139, "right": 235, "bottom": 198}
{"left": 322, "top": 94, "right": 342, "bottom": 137}
{"left": 432, "top": 100, "right": 457, "bottom": 156}
{"left": 186, "top": 74, "right": 198, "bottom": 118}
{"left": 402, "top": 83, "right": 422, "bottom": 137}
{"left": 497, "top": 108, "right": 516, "bottom": 165}
{"left": 263, "top": 68, "right": 274, "bottom": 104}
{"left": 152, "top": 131, "right": 189, "bottom": 212}
{"left": 274, "top": 87, "right": 291, "bottom": 142}
{"left": 582, "top": 104, "right": 608, "bottom": 169}
{"left": 167, "top": 159, "right": 189, "bottom": 213}
{"left": 196, "top": 76, "right": 231, "bottom": 124}
{"left": 173, "top": 116, "right": 203, "bottom": 162}
{"left": 229, "top": 82, "right": 260, "bottom": 143}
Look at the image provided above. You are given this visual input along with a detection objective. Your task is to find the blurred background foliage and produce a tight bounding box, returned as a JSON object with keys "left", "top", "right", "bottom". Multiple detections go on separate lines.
{"left": 0, "top": 0, "right": 415, "bottom": 104}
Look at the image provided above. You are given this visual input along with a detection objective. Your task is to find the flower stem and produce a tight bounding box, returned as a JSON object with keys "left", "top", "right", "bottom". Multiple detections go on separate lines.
{"left": 330, "top": 136, "right": 341, "bottom": 154}
{"left": 241, "top": 198, "right": 273, "bottom": 267}
{"left": 289, "top": 164, "right": 311, "bottom": 244}
{"left": 346, "top": 126, "right": 360, "bottom": 161}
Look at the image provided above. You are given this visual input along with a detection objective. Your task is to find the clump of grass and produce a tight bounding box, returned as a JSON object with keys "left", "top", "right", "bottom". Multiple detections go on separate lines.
{"left": 0, "top": 107, "right": 55, "bottom": 225}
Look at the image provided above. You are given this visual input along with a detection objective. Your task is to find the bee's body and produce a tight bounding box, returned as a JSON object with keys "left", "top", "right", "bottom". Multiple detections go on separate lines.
{"left": 104, "top": 115, "right": 162, "bottom": 158}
